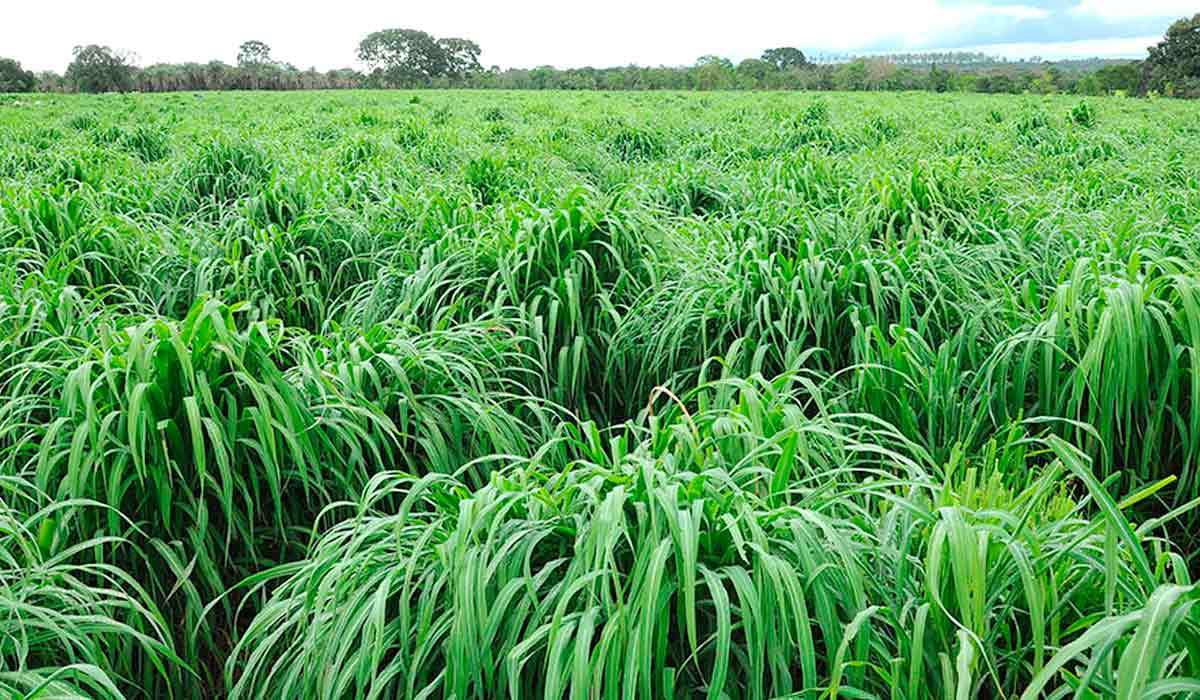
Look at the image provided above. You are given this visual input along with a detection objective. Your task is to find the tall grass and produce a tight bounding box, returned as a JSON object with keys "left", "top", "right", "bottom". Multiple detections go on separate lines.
{"left": 0, "top": 89, "right": 1198, "bottom": 698}
{"left": 226, "top": 376, "right": 1197, "bottom": 698}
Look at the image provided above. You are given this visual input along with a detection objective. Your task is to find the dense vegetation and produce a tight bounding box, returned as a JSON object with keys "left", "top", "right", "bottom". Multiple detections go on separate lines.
{"left": 3, "top": 12, "right": 1199, "bottom": 97}
{"left": 1, "top": 89, "right": 1199, "bottom": 698}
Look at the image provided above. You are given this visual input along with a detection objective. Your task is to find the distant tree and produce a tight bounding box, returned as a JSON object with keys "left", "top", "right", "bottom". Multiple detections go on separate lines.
{"left": 528, "top": 65, "right": 557, "bottom": 89}
{"left": 1095, "top": 62, "right": 1140, "bottom": 95}
{"left": 1045, "top": 66, "right": 1068, "bottom": 91}
{"left": 238, "top": 40, "right": 274, "bottom": 67}
{"left": 952, "top": 72, "right": 978, "bottom": 92}
{"left": 736, "top": 58, "right": 774, "bottom": 87}
{"left": 237, "top": 40, "right": 280, "bottom": 89}
{"left": 833, "top": 60, "right": 869, "bottom": 90}
{"left": 926, "top": 64, "right": 951, "bottom": 93}
{"left": 437, "top": 38, "right": 482, "bottom": 82}
{"left": 358, "top": 28, "right": 446, "bottom": 87}
{"left": 761, "top": 47, "right": 807, "bottom": 71}
{"left": 888, "top": 66, "right": 924, "bottom": 91}
{"left": 130, "top": 59, "right": 361, "bottom": 92}
{"left": 0, "top": 58, "right": 36, "bottom": 92}
{"left": 1074, "top": 73, "right": 1104, "bottom": 96}
{"left": 1030, "top": 71, "right": 1057, "bottom": 94}
{"left": 66, "top": 45, "right": 135, "bottom": 93}
{"left": 325, "top": 68, "right": 364, "bottom": 89}
{"left": 864, "top": 58, "right": 896, "bottom": 90}
{"left": 696, "top": 55, "right": 733, "bottom": 69}
{"left": 1144, "top": 13, "right": 1200, "bottom": 96}
{"left": 978, "top": 71, "right": 1017, "bottom": 94}
{"left": 694, "top": 55, "right": 735, "bottom": 90}
{"left": 206, "top": 60, "right": 232, "bottom": 89}
{"left": 36, "top": 71, "right": 67, "bottom": 92}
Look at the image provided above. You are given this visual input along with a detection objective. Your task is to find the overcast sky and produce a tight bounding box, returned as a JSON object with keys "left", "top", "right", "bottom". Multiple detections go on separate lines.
{"left": 2, "top": 0, "right": 1192, "bottom": 73}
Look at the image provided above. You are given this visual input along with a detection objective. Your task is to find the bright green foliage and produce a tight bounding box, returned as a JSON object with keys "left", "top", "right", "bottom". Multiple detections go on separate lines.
{"left": 0, "top": 478, "right": 178, "bottom": 697}
{"left": 0, "top": 90, "right": 1198, "bottom": 699}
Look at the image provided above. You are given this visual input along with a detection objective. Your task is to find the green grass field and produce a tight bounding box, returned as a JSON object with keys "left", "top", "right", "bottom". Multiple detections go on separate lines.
{"left": 2, "top": 89, "right": 1200, "bottom": 698}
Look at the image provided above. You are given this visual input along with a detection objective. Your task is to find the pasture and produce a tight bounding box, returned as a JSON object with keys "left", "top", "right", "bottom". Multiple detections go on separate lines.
{"left": 1, "top": 89, "right": 1199, "bottom": 698}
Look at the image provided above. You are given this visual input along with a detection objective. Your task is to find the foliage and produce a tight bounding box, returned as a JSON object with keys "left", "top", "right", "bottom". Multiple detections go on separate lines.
{"left": 762, "top": 46, "right": 808, "bottom": 70}
{"left": 237, "top": 40, "right": 274, "bottom": 67}
{"left": 0, "top": 58, "right": 36, "bottom": 93}
{"left": 694, "top": 55, "right": 736, "bottom": 90}
{"left": 438, "top": 37, "right": 483, "bottom": 80}
{"left": 358, "top": 28, "right": 450, "bottom": 87}
{"left": 1070, "top": 100, "right": 1097, "bottom": 127}
{"left": 65, "top": 44, "right": 135, "bottom": 93}
{"left": 1145, "top": 13, "right": 1200, "bottom": 97}
{"left": 1, "top": 89, "right": 1199, "bottom": 699}
{"left": 736, "top": 57, "right": 775, "bottom": 85}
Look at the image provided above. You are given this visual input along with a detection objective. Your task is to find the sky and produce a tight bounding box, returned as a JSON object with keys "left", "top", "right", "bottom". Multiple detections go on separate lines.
{"left": 1, "top": 0, "right": 1193, "bottom": 73}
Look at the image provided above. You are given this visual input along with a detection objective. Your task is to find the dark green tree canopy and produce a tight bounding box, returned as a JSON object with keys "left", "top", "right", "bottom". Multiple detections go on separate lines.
{"left": 65, "top": 45, "right": 135, "bottom": 93}
{"left": 438, "top": 38, "right": 483, "bottom": 79}
{"left": 0, "top": 58, "right": 37, "bottom": 92}
{"left": 761, "top": 47, "right": 808, "bottom": 71}
{"left": 736, "top": 58, "right": 774, "bottom": 84}
{"left": 1095, "top": 62, "right": 1140, "bottom": 94}
{"left": 1145, "top": 13, "right": 1200, "bottom": 95}
{"left": 238, "top": 40, "right": 274, "bottom": 67}
{"left": 693, "top": 55, "right": 735, "bottom": 90}
{"left": 358, "top": 28, "right": 447, "bottom": 86}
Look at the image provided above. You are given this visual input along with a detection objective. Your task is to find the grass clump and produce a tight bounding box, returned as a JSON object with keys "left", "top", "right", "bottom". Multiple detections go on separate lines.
{"left": 337, "top": 134, "right": 384, "bottom": 170}
{"left": 463, "top": 154, "right": 509, "bottom": 205}
{"left": 608, "top": 124, "right": 667, "bottom": 161}
{"left": 122, "top": 124, "right": 172, "bottom": 162}
{"left": 1071, "top": 100, "right": 1098, "bottom": 128}
{"left": 65, "top": 112, "right": 99, "bottom": 131}
{"left": 183, "top": 138, "right": 272, "bottom": 205}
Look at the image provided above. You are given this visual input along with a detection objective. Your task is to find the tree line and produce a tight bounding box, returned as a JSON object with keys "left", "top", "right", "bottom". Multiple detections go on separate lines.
{"left": 1, "top": 14, "right": 1197, "bottom": 97}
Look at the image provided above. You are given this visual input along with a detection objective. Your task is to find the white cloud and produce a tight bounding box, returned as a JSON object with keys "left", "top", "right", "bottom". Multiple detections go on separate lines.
{"left": 1070, "top": 0, "right": 1196, "bottom": 21}
{"left": 990, "top": 5, "right": 1052, "bottom": 21}
{"left": 852, "top": 2, "right": 1048, "bottom": 51}
{"left": 959, "top": 35, "right": 1160, "bottom": 60}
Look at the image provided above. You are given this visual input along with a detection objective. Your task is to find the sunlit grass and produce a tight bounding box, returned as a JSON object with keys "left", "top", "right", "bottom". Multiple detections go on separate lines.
{"left": 0, "top": 89, "right": 1198, "bottom": 698}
